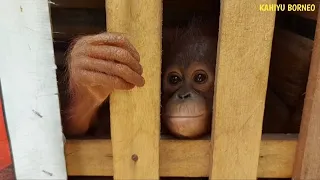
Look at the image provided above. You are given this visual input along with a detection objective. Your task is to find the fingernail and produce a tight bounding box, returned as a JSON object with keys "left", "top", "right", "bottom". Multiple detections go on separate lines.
{"left": 142, "top": 77, "right": 145, "bottom": 86}
{"left": 140, "top": 67, "right": 143, "bottom": 75}
{"left": 138, "top": 80, "right": 145, "bottom": 87}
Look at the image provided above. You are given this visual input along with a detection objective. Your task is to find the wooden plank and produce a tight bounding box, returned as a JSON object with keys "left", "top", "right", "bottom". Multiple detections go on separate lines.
{"left": 65, "top": 140, "right": 114, "bottom": 176}
{"left": 65, "top": 134, "right": 297, "bottom": 178}
{"left": 0, "top": 0, "right": 67, "bottom": 179}
{"left": 106, "top": 0, "right": 162, "bottom": 179}
{"left": 278, "top": 0, "right": 319, "bottom": 20}
{"left": 292, "top": 9, "right": 320, "bottom": 180}
{"left": 209, "top": 0, "right": 276, "bottom": 179}
{"left": 258, "top": 134, "right": 297, "bottom": 178}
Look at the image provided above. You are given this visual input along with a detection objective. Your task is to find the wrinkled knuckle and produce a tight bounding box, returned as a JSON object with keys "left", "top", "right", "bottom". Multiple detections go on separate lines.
{"left": 84, "top": 45, "right": 94, "bottom": 54}
{"left": 70, "top": 40, "right": 87, "bottom": 55}
{"left": 114, "top": 48, "right": 122, "bottom": 56}
{"left": 123, "top": 37, "right": 131, "bottom": 45}
{"left": 118, "top": 48, "right": 131, "bottom": 59}
{"left": 69, "top": 50, "right": 80, "bottom": 61}
{"left": 118, "top": 35, "right": 130, "bottom": 45}
{"left": 115, "top": 63, "right": 129, "bottom": 73}
{"left": 79, "top": 35, "right": 95, "bottom": 47}
{"left": 100, "top": 32, "right": 115, "bottom": 43}
{"left": 115, "top": 63, "right": 124, "bottom": 71}
{"left": 111, "top": 77, "right": 121, "bottom": 88}
{"left": 116, "top": 34, "right": 126, "bottom": 42}
{"left": 113, "top": 48, "right": 125, "bottom": 61}
{"left": 69, "top": 57, "right": 82, "bottom": 68}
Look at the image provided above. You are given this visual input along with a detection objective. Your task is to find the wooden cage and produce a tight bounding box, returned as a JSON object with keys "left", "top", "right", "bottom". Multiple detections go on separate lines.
{"left": 50, "top": 0, "right": 320, "bottom": 180}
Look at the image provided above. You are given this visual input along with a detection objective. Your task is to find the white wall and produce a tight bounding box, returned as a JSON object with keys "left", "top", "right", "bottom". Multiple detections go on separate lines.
{"left": 0, "top": 0, "right": 67, "bottom": 179}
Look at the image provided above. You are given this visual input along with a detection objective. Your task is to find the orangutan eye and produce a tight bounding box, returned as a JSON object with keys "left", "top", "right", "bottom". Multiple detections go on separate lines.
{"left": 168, "top": 73, "right": 182, "bottom": 85}
{"left": 193, "top": 71, "right": 208, "bottom": 84}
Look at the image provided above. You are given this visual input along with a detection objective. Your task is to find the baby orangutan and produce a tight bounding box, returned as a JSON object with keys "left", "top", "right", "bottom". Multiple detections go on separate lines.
{"left": 64, "top": 20, "right": 217, "bottom": 138}
{"left": 161, "top": 28, "right": 217, "bottom": 138}
{"left": 64, "top": 18, "right": 309, "bottom": 139}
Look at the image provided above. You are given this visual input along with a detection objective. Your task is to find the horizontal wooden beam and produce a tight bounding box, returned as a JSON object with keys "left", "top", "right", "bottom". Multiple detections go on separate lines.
{"left": 278, "top": 0, "right": 319, "bottom": 20}
{"left": 65, "top": 134, "right": 297, "bottom": 178}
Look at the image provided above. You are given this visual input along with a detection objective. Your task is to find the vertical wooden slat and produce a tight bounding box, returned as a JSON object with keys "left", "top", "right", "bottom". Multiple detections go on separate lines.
{"left": 0, "top": 0, "right": 67, "bottom": 179}
{"left": 106, "top": 0, "right": 162, "bottom": 180}
{"left": 209, "top": 0, "right": 276, "bottom": 179}
{"left": 292, "top": 8, "right": 320, "bottom": 180}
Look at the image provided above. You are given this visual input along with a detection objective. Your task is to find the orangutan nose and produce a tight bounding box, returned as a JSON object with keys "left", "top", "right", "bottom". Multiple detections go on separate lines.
{"left": 177, "top": 92, "right": 192, "bottom": 99}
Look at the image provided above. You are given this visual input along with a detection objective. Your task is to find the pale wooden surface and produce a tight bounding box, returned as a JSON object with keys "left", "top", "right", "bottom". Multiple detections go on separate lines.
{"left": 209, "top": 0, "right": 276, "bottom": 179}
{"left": 292, "top": 9, "right": 320, "bottom": 180}
{"left": 65, "top": 135, "right": 297, "bottom": 178}
{"left": 0, "top": 0, "right": 67, "bottom": 179}
{"left": 106, "top": 0, "right": 162, "bottom": 179}
{"left": 65, "top": 140, "right": 114, "bottom": 175}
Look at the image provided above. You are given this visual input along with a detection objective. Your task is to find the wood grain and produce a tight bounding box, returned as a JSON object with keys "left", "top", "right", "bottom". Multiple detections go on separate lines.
{"left": 292, "top": 8, "right": 320, "bottom": 180}
{"left": 209, "top": 0, "right": 276, "bottom": 179}
{"left": 106, "top": 0, "right": 162, "bottom": 179}
{"left": 65, "top": 135, "right": 297, "bottom": 178}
